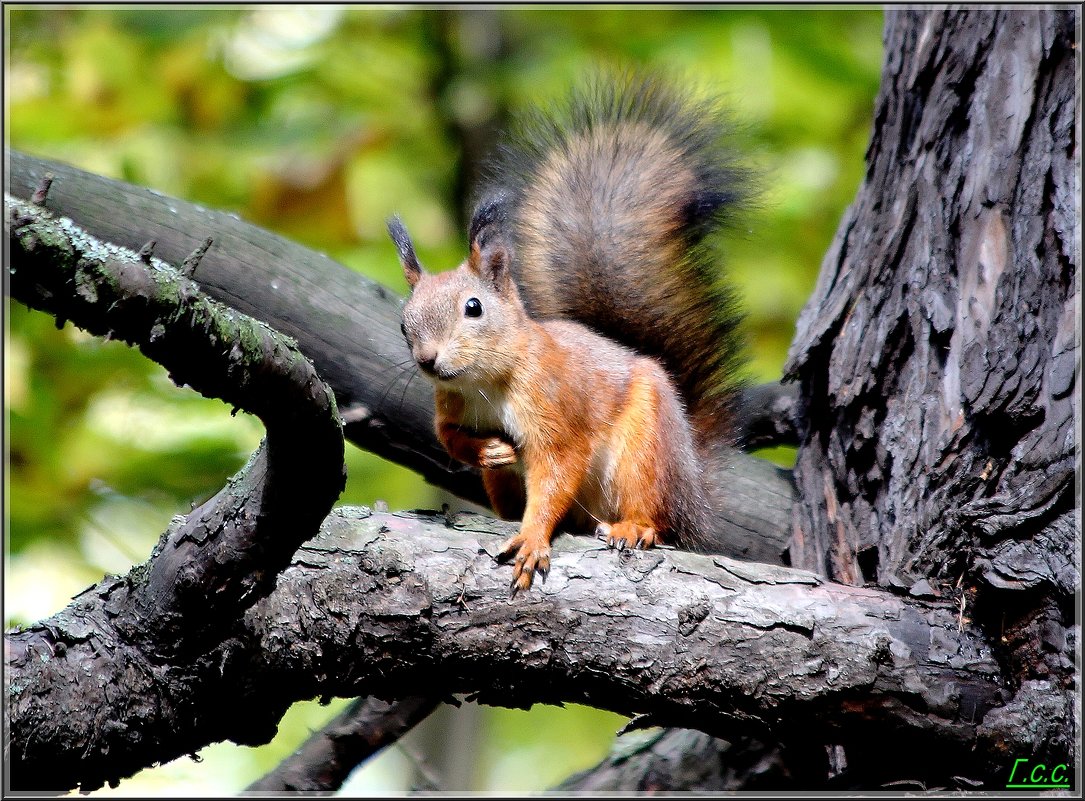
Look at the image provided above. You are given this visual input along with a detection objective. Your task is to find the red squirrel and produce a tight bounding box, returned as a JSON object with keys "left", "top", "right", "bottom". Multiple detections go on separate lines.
{"left": 388, "top": 75, "right": 749, "bottom": 592}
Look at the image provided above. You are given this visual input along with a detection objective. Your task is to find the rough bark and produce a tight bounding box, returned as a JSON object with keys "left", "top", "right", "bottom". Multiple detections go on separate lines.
{"left": 6, "top": 150, "right": 794, "bottom": 567}
{"left": 778, "top": 5, "right": 1078, "bottom": 782}
{"left": 786, "top": 8, "right": 1077, "bottom": 590}
{"left": 5, "top": 194, "right": 344, "bottom": 789}
{"left": 8, "top": 508, "right": 1014, "bottom": 791}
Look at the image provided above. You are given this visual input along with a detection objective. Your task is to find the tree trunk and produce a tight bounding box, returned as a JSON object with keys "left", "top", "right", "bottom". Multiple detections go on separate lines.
{"left": 783, "top": 3, "right": 1078, "bottom": 777}
{"left": 787, "top": 7, "right": 1076, "bottom": 589}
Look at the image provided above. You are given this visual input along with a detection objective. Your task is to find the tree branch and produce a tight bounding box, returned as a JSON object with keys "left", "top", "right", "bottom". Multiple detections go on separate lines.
{"left": 4, "top": 149, "right": 484, "bottom": 501}
{"left": 9, "top": 507, "right": 1027, "bottom": 791}
{"left": 6, "top": 194, "right": 346, "bottom": 644}
{"left": 5, "top": 192, "right": 347, "bottom": 789}
{"left": 732, "top": 381, "right": 800, "bottom": 450}
{"left": 246, "top": 696, "right": 440, "bottom": 792}
{"left": 557, "top": 729, "right": 779, "bottom": 791}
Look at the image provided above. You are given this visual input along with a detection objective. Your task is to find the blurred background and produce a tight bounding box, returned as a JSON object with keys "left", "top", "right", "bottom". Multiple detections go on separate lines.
{"left": 5, "top": 6, "right": 883, "bottom": 794}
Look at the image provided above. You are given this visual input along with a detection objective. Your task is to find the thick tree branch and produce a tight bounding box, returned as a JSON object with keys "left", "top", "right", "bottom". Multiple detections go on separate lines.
{"left": 5, "top": 193, "right": 347, "bottom": 789}
{"left": 6, "top": 150, "right": 794, "bottom": 566}
{"left": 7, "top": 508, "right": 1028, "bottom": 792}
{"left": 4, "top": 149, "right": 489, "bottom": 502}
{"left": 6, "top": 195, "right": 346, "bottom": 644}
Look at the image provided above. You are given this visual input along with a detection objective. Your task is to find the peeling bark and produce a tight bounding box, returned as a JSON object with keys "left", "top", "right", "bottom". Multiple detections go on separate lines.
{"left": 7, "top": 509, "right": 1013, "bottom": 791}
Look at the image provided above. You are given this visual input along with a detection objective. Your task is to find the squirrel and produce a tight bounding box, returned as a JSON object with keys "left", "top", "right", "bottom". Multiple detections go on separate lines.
{"left": 387, "top": 74, "right": 750, "bottom": 593}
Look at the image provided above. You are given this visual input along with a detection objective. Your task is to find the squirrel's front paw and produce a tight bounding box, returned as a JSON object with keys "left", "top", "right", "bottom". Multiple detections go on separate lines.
{"left": 497, "top": 530, "right": 550, "bottom": 594}
{"left": 479, "top": 437, "right": 517, "bottom": 469}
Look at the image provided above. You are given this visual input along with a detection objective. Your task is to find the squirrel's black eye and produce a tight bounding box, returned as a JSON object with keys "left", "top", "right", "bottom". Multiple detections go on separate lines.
{"left": 464, "top": 298, "right": 483, "bottom": 318}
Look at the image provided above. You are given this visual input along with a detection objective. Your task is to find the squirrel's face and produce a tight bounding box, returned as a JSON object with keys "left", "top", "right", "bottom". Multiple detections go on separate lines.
{"left": 401, "top": 267, "right": 524, "bottom": 386}
{"left": 388, "top": 214, "right": 525, "bottom": 387}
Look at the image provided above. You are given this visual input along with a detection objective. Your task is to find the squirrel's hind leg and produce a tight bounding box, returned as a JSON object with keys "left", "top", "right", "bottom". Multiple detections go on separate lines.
{"left": 592, "top": 363, "right": 678, "bottom": 551}
{"left": 483, "top": 468, "right": 527, "bottom": 520}
{"left": 595, "top": 521, "right": 658, "bottom": 550}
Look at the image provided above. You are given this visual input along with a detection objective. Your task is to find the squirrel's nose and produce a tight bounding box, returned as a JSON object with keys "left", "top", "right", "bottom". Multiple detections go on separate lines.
{"left": 415, "top": 346, "right": 438, "bottom": 375}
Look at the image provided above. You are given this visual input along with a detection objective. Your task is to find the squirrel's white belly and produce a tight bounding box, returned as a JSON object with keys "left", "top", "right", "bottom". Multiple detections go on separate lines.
{"left": 460, "top": 387, "right": 526, "bottom": 476}
{"left": 459, "top": 388, "right": 516, "bottom": 436}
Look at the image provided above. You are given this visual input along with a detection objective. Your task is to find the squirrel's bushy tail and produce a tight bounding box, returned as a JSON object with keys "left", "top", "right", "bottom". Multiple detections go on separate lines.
{"left": 479, "top": 73, "right": 750, "bottom": 444}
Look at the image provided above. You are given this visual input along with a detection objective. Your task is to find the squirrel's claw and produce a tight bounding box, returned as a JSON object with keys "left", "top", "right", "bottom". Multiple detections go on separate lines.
{"left": 498, "top": 530, "right": 551, "bottom": 595}
{"left": 598, "top": 521, "right": 658, "bottom": 551}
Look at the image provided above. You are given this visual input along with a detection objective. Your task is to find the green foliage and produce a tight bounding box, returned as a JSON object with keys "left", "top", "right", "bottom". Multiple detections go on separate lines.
{"left": 5, "top": 6, "right": 882, "bottom": 792}
{"left": 474, "top": 704, "right": 629, "bottom": 790}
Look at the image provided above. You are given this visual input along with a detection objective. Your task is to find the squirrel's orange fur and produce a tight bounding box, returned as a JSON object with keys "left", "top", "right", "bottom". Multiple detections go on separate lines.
{"left": 388, "top": 75, "right": 748, "bottom": 592}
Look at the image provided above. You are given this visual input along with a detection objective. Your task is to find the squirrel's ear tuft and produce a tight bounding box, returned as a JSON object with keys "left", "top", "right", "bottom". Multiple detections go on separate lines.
{"left": 387, "top": 215, "right": 425, "bottom": 290}
{"left": 468, "top": 191, "right": 515, "bottom": 294}
{"left": 468, "top": 190, "right": 512, "bottom": 250}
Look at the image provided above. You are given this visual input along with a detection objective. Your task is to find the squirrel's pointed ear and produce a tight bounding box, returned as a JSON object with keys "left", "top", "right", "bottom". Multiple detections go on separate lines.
{"left": 469, "top": 240, "right": 514, "bottom": 294}
{"left": 387, "top": 215, "right": 425, "bottom": 290}
{"left": 467, "top": 192, "right": 515, "bottom": 293}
